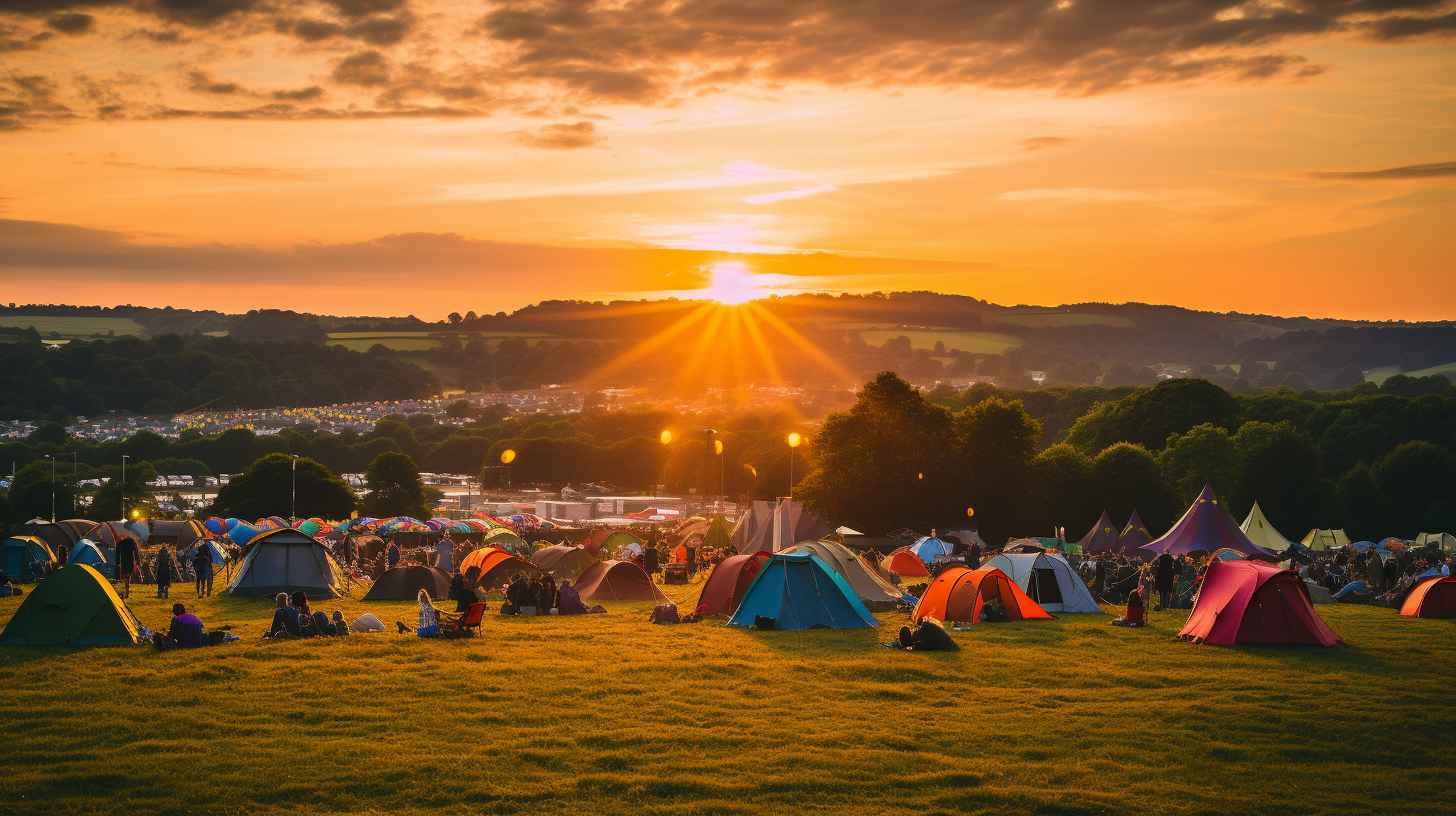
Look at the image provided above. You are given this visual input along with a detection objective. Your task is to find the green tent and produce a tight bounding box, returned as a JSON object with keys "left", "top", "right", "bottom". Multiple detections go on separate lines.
{"left": 3, "top": 535, "right": 55, "bottom": 581}
{"left": 1241, "top": 501, "right": 1295, "bottom": 553}
{"left": 0, "top": 564, "right": 142, "bottom": 646}
{"left": 1302, "top": 528, "right": 1350, "bottom": 551}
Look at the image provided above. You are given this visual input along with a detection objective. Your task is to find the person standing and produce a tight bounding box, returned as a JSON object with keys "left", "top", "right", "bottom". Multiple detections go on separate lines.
{"left": 1153, "top": 551, "right": 1176, "bottom": 611}
{"left": 436, "top": 532, "right": 454, "bottom": 574}
{"left": 968, "top": 538, "right": 982, "bottom": 570}
{"left": 114, "top": 533, "right": 138, "bottom": 599}
{"left": 155, "top": 545, "right": 174, "bottom": 599}
{"left": 192, "top": 543, "right": 213, "bottom": 598}
{"left": 386, "top": 538, "right": 401, "bottom": 570}
{"left": 643, "top": 543, "right": 659, "bottom": 575}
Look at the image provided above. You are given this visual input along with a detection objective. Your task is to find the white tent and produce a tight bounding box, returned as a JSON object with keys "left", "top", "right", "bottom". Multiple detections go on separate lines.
{"left": 1240, "top": 501, "right": 1296, "bottom": 553}
{"left": 984, "top": 551, "right": 1100, "bottom": 613}
{"left": 1414, "top": 532, "right": 1456, "bottom": 551}
{"left": 730, "top": 500, "right": 776, "bottom": 554}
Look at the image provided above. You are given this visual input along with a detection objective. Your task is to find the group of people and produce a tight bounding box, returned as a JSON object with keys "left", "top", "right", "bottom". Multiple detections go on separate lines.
{"left": 264, "top": 591, "right": 350, "bottom": 638}
{"left": 1304, "top": 546, "right": 1452, "bottom": 604}
{"left": 149, "top": 543, "right": 216, "bottom": 599}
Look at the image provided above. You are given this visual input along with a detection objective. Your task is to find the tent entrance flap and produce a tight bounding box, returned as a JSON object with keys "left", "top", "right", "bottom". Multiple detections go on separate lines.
{"left": 1030, "top": 568, "right": 1063, "bottom": 604}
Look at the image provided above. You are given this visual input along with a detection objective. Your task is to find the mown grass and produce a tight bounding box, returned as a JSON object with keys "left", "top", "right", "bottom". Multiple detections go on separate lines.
{"left": 326, "top": 331, "right": 561, "bottom": 353}
{"left": 850, "top": 324, "right": 1024, "bottom": 356}
{"left": 0, "top": 316, "right": 146, "bottom": 338}
{"left": 0, "top": 577, "right": 1451, "bottom": 816}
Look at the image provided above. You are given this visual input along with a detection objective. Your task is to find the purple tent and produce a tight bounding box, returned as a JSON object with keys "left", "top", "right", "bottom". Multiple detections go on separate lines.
{"left": 1117, "top": 511, "right": 1154, "bottom": 558}
{"left": 1141, "top": 485, "right": 1265, "bottom": 557}
{"left": 1077, "top": 511, "right": 1120, "bottom": 554}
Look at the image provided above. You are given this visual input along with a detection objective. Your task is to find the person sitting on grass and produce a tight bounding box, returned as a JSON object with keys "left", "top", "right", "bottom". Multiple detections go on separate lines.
{"left": 536, "top": 573, "right": 557, "bottom": 613}
{"left": 448, "top": 568, "right": 478, "bottom": 613}
{"left": 0, "top": 570, "right": 20, "bottom": 598}
{"left": 1332, "top": 578, "right": 1371, "bottom": 603}
{"left": 503, "top": 573, "right": 531, "bottom": 615}
{"left": 556, "top": 579, "right": 587, "bottom": 615}
{"left": 169, "top": 603, "right": 205, "bottom": 648}
{"left": 331, "top": 610, "right": 349, "bottom": 637}
{"left": 1111, "top": 584, "right": 1145, "bottom": 627}
{"left": 265, "top": 592, "right": 302, "bottom": 638}
{"left": 397, "top": 588, "right": 442, "bottom": 637}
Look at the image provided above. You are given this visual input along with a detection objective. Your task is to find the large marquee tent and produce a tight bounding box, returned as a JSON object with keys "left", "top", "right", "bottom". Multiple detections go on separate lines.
{"left": 1142, "top": 485, "right": 1266, "bottom": 558}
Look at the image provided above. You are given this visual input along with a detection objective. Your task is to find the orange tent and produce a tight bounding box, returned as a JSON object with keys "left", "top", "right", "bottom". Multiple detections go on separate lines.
{"left": 912, "top": 566, "right": 1052, "bottom": 625}
{"left": 1399, "top": 576, "right": 1456, "bottom": 618}
{"left": 459, "top": 546, "right": 541, "bottom": 589}
{"left": 881, "top": 546, "right": 929, "bottom": 578}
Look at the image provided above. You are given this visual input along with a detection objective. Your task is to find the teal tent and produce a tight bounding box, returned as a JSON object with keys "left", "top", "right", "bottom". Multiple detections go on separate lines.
{"left": 728, "top": 552, "right": 877, "bottom": 630}
{"left": 68, "top": 540, "right": 110, "bottom": 576}
{"left": 3, "top": 536, "right": 55, "bottom": 581}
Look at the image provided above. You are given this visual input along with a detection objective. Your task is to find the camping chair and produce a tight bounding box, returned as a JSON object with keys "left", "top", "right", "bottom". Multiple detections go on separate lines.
{"left": 440, "top": 602, "right": 486, "bottom": 638}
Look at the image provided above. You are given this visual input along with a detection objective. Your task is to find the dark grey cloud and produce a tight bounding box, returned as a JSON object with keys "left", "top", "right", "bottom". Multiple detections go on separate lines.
{"left": 332, "top": 49, "right": 391, "bottom": 86}
{"left": 187, "top": 68, "right": 240, "bottom": 95}
{"left": 46, "top": 12, "right": 94, "bottom": 33}
{"left": 514, "top": 120, "right": 600, "bottom": 149}
{"left": 1367, "top": 10, "right": 1456, "bottom": 38}
{"left": 271, "top": 85, "right": 325, "bottom": 101}
{"left": 1309, "top": 161, "right": 1456, "bottom": 180}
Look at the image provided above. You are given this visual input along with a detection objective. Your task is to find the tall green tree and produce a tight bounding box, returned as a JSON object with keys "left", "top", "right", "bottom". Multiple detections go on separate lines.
{"left": 1029, "top": 443, "right": 1099, "bottom": 540}
{"left": 954, "top": 396, "right": 1041, "bottom": 544}
{"left": 363, "top": 452, "right": 431, "bottom": 519}
{"left": 1231, "top": 420, "right": 1330, "bottom": 535}
{"left": 1160, "top": 423, "right": 1240, "bottom": 505}
{"left": 797, "top": 373, "right": 959, "bottom": 535}
{"left": 1091, "top": 442, "right": 1179, "bottom": 534}
{"left": 211, "top": 454, "right": 355, "bottom": 520}
{"left": 1374, "top": 441, "right": 1456, "bottom": 536}
{"left": 1066, "top": 379, "right": 1239, "bottom": 453}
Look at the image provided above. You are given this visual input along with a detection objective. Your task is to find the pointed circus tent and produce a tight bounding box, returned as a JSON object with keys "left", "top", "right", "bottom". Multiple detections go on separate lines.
{"left": 1179, "top": 559, "right": 1340, "bottom": 646}
{"left": 1399, "top": 576, "right": 1456, "bottom": 619}
{"left": 694, "top": 551, "right": 771, "bottom": 616}
{"left": 728, "top": 552, "right": 877, "bottom": 630}
{"left": 1301, "top": 528, "right": 1350, "bottom": 551}
{"left": 0, "top": 564, "right": 142, "bottom": 647}
{"left": 363, "top": 565, "right": 451, "bottom": 601}
{"left": 1142, "top": 485, "right": 1266, "bottom": 558}
{"left": 780, "top": 539, "right": 914, "bottom": 610}
{"left": 573, "top": 560, "right": 665, "bottom": 602}
{"left": 984, "top": 551, "right": 1100, "bottom": 613}
{"left": 1077, "top": 511, "right": 1121, "bottom": 555}
{"left": 460, "top": 546, "right": 541, "bottom": 588}
{"left": 911, "top": 566, "right": 1052, "bottom": 625}
{"left": 1240, "top": 501, "right": 1296, "bottom": 553}
{"left": 227, "top": 528, "right": 341, "bottom": 599}
{"left": 1117, "top": 511, "right": 1153, "bottom": 557}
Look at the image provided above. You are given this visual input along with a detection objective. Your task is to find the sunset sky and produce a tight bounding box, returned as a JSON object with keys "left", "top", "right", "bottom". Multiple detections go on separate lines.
{"left": 2, "top": 1, "right": 1453, "bottom": 320}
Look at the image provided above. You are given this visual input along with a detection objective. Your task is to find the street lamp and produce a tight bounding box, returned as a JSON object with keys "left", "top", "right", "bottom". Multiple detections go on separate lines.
{"left": 69, "top": 451, "right": 78, "bottom": 517}
{"left": 786, "top": 432, "right": 803, "bottom": 500}
{"left": 45, "top": 454, "right": 55, "bottom": 522}
{"left": 290, "top": 454, "right": 300, "bottom": 521}
{"left": 120, "top": 455, "right": 130, "bottom": 521}
{"left": 659, "top": 429, "right": 673, "bottom": 446}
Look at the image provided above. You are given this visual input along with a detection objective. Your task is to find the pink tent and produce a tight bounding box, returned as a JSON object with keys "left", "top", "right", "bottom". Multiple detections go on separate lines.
{"left": 1141, "top": 485, "right": 1266, "bottom": 557}
{"left": 1179, "top": 559, "right": 1341, "bottom": 646}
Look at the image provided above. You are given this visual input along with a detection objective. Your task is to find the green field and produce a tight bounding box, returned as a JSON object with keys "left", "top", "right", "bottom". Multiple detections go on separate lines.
{"left": 1365, "top": 362, "right": 1456, "bottom": 384}
{"left": 1, "top": 578, "right": 1450, "bottom": 816}
{"left": 984, "top": 311, "right": 1134, "bottom": 329}
{"left": 0, "top": 316, "right": 145, "bottom": 338}
{"left": 851, "top": 324, "right": 1023, "bottom": 355}
{"left": 327, "top": 331, "right": 560, "bottom": 352}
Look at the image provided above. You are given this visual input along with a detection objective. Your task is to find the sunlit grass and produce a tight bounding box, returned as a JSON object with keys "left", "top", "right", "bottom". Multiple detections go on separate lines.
{"left": 0, "top": 580, "right": 1451, "bottom": 815}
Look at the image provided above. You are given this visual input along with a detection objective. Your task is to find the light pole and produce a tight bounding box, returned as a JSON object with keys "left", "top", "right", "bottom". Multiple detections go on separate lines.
{"left": 786, "top": 432, "right": 803, "bottom": 501}
{"left": 69, "top": 451, "right": 78, "bottom": 517}
{"left": 45, "top": 454, "right": 55, "bottom": 522}
{"left": 120, "top": 455, "right": 130, "bottom": 521}
{"left": 290, "top": 454, "right": 299, "bottom": 521}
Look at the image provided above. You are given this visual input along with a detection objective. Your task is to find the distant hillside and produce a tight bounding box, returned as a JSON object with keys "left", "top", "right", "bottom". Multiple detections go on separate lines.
{"left": 2, "top": 295, "right": 1453, "bottom": 396}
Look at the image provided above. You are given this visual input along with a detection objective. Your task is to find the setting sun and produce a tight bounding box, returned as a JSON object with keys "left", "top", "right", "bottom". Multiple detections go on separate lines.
{"left": 701, "top": 261, "right": 768, "bottom": 305}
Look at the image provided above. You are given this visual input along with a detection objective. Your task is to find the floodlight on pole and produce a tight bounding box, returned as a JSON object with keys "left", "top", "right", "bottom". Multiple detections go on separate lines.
{"left": 290, "top": 454, "right": 299, "bottom": 522}
{"left": 786, "top": 432, "right": 803, "bottom": 500}
{"left": 45, "top": 454, "right": 55, "bottom": 522}
{"left": 120, "top": 455, "right": 130, "bottom": 521}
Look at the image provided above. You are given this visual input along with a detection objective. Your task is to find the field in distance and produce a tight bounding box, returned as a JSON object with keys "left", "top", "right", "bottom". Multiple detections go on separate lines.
{"left": 848, "top": 323, "right": 1023, "bottom": 355}
{"left": 0, "top": 581, "right": 1449, "bottom": 816}
{"left": 0, "top": 316, "right": 145, "bottom": 338}
{"left": 326, "top": 330, "right": 561, "bottom": 352}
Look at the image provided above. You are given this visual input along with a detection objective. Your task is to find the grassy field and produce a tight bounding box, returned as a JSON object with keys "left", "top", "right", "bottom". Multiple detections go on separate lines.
{"left": 850, "top": 324, "right": 1023, "bottom": 355}
{"left": 984, "top": 311, "right": 1134, "bottom": 329}
{"left": 0, "top": 577, "right": 1451, "bottom": 816}
{"left": 1365, "top": 361, "right": 1456, "bottom": 384}
{"left": 0, "top": 315, "right": 145, "bottom": 338}
{"left": 326, "top": 331, "right": 560, "bottom": 352}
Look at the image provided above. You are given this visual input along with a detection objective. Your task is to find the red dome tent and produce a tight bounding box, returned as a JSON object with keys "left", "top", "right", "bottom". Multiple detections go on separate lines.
{"left": 694, "top": 552, "right": 770, "bottom": 616}
{"left": 880, "top": 546, "right": 929, "bottom": 579}
{"left": 1399, "top": 576, "right": 1456, "bottom": 619}
{"left": 574, "top": 560, "right": 666, "bottom": 603}
{"left": 1179, "top": 559, "right": 1341, "bottom": 646}
{"left": 911, "top": 566, "right": 1052, "bottom": 625}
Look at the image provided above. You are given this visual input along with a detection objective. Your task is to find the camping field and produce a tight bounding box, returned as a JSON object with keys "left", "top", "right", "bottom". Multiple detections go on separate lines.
{"left": 0, "top": 582, "right": 1452, "bottom": 816}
